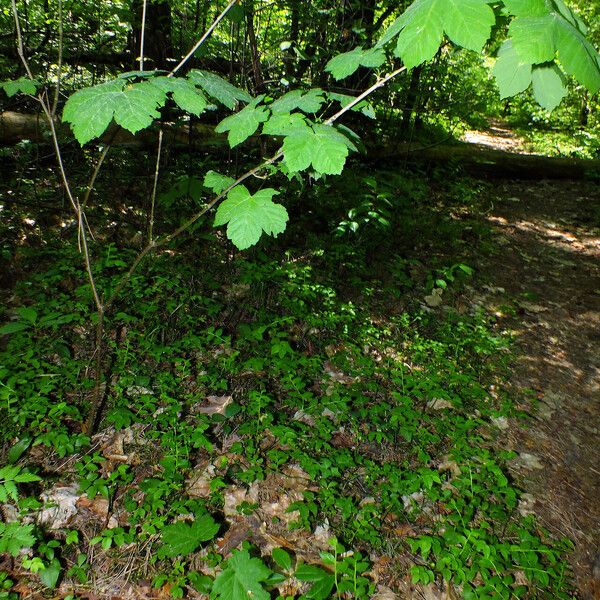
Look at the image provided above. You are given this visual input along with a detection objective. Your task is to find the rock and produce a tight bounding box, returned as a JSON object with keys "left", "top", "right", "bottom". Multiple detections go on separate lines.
{"left": 514, "top": 452, "right": 544, "bottom": 470}
{"left": 490, "top": 416, "right": 509, "bottom": 430}
{"left": 517, "top": 493, "right": 536, "bottom": 516}
{"left": 38, "top": 484, "right": 80, "bottom": 529}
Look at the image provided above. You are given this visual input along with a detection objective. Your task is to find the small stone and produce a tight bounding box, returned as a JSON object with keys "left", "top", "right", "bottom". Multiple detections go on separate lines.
{"left": 38, "top": 484, "right": 80, "bottom": 530}
{"left": 491, "top": 416, "right": 509, "bottom": 430}
{"left": 518, "top": 493, "right": 536, "bottom": 516}
{"left": 515, "top": 452, "right": 544, "bottom": 470}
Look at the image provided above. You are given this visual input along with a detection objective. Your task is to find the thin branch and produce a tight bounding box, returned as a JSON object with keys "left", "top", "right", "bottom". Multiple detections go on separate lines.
{"left": 139, "top": 0, "right": 148, "bottom": 71}
{"left": 11, "top": 0, "right": 34, "bottom": 80}
{"left": 81, "top": 144, "right": 110, "bottom": 209}
{"left": 147, "top": 129, "right": 163, "bottom": 243}
{"left": 169, "top": 0, "right": 239, "bottom": 76}
{"left": 50, "top": 0, "right": 63, "bottom": 117}
{"left": 77, "top": 200, "right": 104, "bottom": 313}
{"left": 12, "top": 0, "right": 103, "bottom": 315}
{"left": 325, "top": 66, "right": 407, "bottom": 125}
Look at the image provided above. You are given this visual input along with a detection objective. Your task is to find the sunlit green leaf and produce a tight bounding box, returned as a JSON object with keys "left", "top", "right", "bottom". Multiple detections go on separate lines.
{"left": 214, "top": 186, "right": 288, "bottom": 250}
{"left": 492, "top": 40, "right": 532, "bottom": 99}
{"left": 211, "top": 549, "right": 271, "bottom": 600}
{"left": 151, "top": 76, "right": 208, "bottom": 115}
{"left": 0, "top": 523, "right": 36, "bottom": 557}
{"left": 215, "top": 97, "right": 269, "bottom": 147}
{"left": 379, "top": 0, "right": 494, "bottom": 68}
{"left": 63, "top": 79, "right": 166, "bottom": 145}
{"left": 532, "top": 63, "right": 567, "bottom": 111}
{"left": 0, "top": 77, "right": 39, "bottom": 97}
{"left": 188, "top": 70, "right": 251, "bottom": 109}
{"left": 325, "top": 47, "right": 385, "bottom": 80}
{"left": 204, "top": 170, "right": 236, "bottom": 195}
{"left": 270, "top": 88, "right": 326, "bottom": 114}
{"left": 282, "top": 123, "right": 354, "bottom": 175}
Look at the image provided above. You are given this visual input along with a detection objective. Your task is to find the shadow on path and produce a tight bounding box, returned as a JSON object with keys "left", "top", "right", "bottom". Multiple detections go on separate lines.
{"left": 478, "top": 178, "right": 600, "bottom": 598}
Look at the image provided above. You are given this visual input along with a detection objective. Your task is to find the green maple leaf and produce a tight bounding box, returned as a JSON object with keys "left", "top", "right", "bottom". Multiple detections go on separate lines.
{"left": 282, "top": 124, "right": 355, "bottom": 175}
{"left": 532, "top": 63, "right": 567, "bottom": 111}
{"left": 112, "top": 81, "right": 165, "bottom": 134}
{"left": 63, "top": 79, "right": 166, "bottom": 145}
{"left": 502, "top": 0, "right": 547, "bottom": 18}
{"left": 204, "top": 170, "right": 235, "bottom": 194}
{"left": 211, "top": 549, "right": 271, "bottom": 600}
{"left": 492, "top": 40, "right": 532, "bottom": 98}
{"left": 63, "top": 80, "right": 122, "bottom": 145}
{"left": 151, "top": 76, "right": 208, "bottom": 115}
{"left": 188, "top": 70, "right": 251, "bottom": 109}
{"left": 214, "top": 186, "right": 288, "bottom": 250}
{"left": 312, "top": 124, "right": 355, "bottom": 174}
{"left": 0, "top": 77, "right": 39, "bottom": 97}
{"left": 325, "top": 47, "right": 385, "bottom": 80}
{"left": 215, "top": 97, "right": 269, "bottom": 147}
{"left": 506, "top": 5, "right": 600, "bottom": 94}
{"left": 377, "top": 0, "right": 495, "bottom": 68}
{"left": 0, "top": 522, "right": 36, "bottom": 557}
{"left": 160, "top": 514, "right": 220, "bottom": 558}
{"left": 270, "top": 88, "right": 326, "bottom": 114}
{"left": 262, "top": 112, "right": 307, "bottom": 136}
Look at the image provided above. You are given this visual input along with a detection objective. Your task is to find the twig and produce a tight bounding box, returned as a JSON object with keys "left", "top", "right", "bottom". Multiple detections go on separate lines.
{"left": 170, "top": 0, "right": 239, "bottom": 76}
{"left": 147, "top": 129, "right": 163, "bottom": 243}
{"left": 11, "top": 0, "right": 34, "bottom": 81}
{"left": 139, "top": 0, "right": 148, "bottom": 71}
{"left": 325, "top": 66, "right": 407, "bottom": 125}
{"left": 81, "top": 144, "right": 111, "bottom": 209}
{"left": 50, "top": 0, "right": 63, "bottom": 118}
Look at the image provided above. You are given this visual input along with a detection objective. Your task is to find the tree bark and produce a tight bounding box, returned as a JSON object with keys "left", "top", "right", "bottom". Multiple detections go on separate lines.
{"left": 130, "top": 0, "right": 174, "bottom": 70}
{"left": 0, "top": 111, "right": 228, "bottom": 148}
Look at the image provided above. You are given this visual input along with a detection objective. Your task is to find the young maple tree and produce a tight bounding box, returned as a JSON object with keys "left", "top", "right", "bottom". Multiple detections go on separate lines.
{"left": 2, "top": 0, "right": 599, "bottom": 429}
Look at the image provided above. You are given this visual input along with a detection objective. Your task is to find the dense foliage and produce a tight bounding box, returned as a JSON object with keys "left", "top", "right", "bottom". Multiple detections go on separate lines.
{"left": 0, "top": 0, "right": 599, "bottom": 598}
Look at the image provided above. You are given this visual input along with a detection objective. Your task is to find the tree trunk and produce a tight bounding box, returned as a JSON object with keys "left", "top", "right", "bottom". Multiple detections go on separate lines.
{"left": 244, "top": 0, "right": 264, "bottom": 93}
{"left": 0, "top": 111, "right": 229, "bottom": 149}
{"left": 400, "top": 65, "right": 423, "bottom": 135}
{"left": 130, "top": 0, "right": 173, "bottom": 70}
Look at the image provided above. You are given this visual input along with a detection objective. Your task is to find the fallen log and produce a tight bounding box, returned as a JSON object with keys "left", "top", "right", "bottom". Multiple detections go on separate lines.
{"left": 1, "top": 111, "right": 599, "bottom": 180}
{"left": 0, "top": 110, "right": 229, "bottom": 148}
{"left": 370, "top": 140, "right": 600, "bottom": 180}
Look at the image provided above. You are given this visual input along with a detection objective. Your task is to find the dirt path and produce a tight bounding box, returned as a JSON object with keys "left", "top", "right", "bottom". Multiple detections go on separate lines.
{"left": 462, "top": 119, "right": 531, "bottom": 154}
{"left": 475, "top": 177, "right": 600, "bottom": 598}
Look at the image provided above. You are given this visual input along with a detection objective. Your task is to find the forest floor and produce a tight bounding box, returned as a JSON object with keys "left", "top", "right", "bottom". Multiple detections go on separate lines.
{"left": 473, "top": 176, "right": 600, "bottom": 599}
{"left": 1, "top": 122, "right": 599, "bottom": 599}
{"left": 459, "top": 122, "right": 600, "bottom": 599}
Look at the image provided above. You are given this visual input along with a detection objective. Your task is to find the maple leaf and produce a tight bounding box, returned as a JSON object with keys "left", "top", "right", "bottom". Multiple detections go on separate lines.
{"left": 213, "top": 186, "right": 288, "bottom": 250}
{"left": 211, "top": 550, "right": 271, "bottom": 600}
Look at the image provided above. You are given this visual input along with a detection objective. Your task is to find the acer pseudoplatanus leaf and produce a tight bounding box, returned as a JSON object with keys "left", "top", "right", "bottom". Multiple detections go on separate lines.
{"left": 213, "top": 186, "right": 288, "bottom": 250}
{"left": 62, "top": 72, "right": 244, "bottom": 145}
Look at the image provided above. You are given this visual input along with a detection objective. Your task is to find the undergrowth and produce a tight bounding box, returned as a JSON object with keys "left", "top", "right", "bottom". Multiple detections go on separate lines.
{"left": 0, "top": 162, "right": 574, "bottom": 599}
